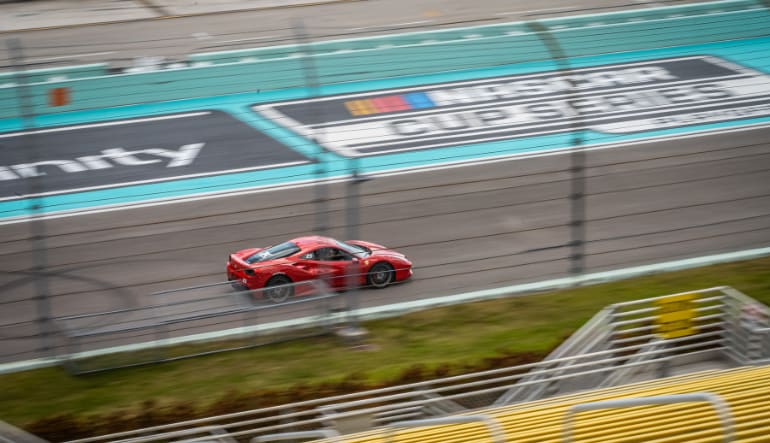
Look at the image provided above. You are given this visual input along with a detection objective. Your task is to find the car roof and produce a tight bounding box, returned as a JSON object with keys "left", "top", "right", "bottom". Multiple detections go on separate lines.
{"left": 289, "top": 235, "right": 339, "bottom": 250}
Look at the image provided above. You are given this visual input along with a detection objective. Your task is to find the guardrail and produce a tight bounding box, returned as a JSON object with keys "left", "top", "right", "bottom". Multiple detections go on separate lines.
{"left": 721, "top": 286, "right": 770, "bottom": 364}
{"left": 493, "top": 306, "right": 615, "bottom": 405}
{"left": 563, "top": 393, "right": 736, "bottom": 443}
{"left": 67, "top": 286, "right": 769, "bottom": 443}
{"left": 494, "top": 286, "right": 728, "bottom": 405}
{"left": 252, "top": 430, "right": 340, "bottom": 443}
{"left": 48, "top": 268, "right": 414, "bottom": 374}
{"left": 67, "top": 340, "right": 724, "bottom": 443}
{"left": 55, "top": 280, "right": 348, "bottom": 374}
{"left": 5, "top": 247, "right": 770, "bottom": 374}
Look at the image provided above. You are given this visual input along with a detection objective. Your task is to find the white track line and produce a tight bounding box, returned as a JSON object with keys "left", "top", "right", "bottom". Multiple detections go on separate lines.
{"left": 2, "top": 121, "right": 770, "bottom": 226}
{"left": 0, "top": 112, "right": 211, "bottom": 138}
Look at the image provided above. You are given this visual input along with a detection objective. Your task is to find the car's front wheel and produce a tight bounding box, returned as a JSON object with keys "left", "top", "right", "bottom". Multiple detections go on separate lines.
{"left": 367, "top": 262, "right": 394, "bottom": 288}
{"left": 264, "top": 275, "right": 294, "bottom": 303}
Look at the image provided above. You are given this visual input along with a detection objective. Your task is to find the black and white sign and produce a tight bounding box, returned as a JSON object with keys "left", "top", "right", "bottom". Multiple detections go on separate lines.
{"left": 254, "top": 56, "right": 770, "bottom": 157}
{"left": 0, "top": 110, "right": 309, "bottom": 198}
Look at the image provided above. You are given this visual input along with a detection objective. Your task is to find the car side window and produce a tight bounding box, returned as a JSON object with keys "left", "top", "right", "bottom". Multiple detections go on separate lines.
{"left": 317, "top": 247, "right": 336, "bottom": 262}
{"left": 300, "top": 252, "right": 316, "bottom": 260}
{"left": 316, "top": 247, "right": 352, "bottom": 262}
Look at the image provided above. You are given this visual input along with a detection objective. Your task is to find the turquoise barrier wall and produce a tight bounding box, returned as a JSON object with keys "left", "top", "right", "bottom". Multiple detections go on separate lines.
{"left": 188, "top": 0, "right": 768, "bottom": 64}
{"left": 0, "top": 63, "right": 108, "bottom": 84}
{"left": 0, "top": 0, "right": 768, "bottom": 119}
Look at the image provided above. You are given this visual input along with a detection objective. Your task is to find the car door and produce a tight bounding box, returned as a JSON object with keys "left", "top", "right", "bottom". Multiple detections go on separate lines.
{"left": 290, "top": 248, "right": 340, "bottom": 288}
{"left": 313, "top": 247, "right": 358, "bottom": 289}
{"left": 288, "top": 251, "right": 322, "bottom": 284}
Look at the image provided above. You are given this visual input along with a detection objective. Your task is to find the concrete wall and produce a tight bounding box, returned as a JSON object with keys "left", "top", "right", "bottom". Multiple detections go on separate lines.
{"left": 0, "top": 0, "right": 768, "bottom": 119}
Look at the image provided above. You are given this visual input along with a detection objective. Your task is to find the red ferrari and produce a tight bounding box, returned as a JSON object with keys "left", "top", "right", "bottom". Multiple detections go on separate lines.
{"left": 226, "top": 236, "right": 413, "bottom": 302}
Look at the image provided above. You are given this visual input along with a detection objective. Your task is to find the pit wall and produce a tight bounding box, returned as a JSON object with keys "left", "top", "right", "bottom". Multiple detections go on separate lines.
{"left": 0, "top": 0, "right": 768, "bottom": 119}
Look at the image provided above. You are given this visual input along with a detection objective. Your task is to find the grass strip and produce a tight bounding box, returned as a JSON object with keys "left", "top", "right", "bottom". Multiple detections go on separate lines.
{"left": 1, "top": 256, "right": 769, "bottom": 431}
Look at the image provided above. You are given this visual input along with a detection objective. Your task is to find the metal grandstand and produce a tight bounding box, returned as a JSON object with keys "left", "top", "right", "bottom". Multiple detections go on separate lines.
{"left": 58, "top": 285, "right": 770, "bottom": 443}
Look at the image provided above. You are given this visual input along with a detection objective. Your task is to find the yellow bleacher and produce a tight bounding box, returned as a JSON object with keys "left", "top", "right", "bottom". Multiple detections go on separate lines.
{"left": 314, "top": 365, "right": 770, "bottom": 443}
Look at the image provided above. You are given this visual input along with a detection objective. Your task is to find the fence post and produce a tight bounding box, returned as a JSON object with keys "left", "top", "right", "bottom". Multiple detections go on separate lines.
{"left": 525, "top": 23, "right": 586, "bottom": 278}
{"left": 7, "top": 37, "right": 55, "bottom": 359}
{"left": 294, "top": 19, "right": 330, "bottom": 235}
{"left": 345, "top": 162, "right": 371, "bottom": 328}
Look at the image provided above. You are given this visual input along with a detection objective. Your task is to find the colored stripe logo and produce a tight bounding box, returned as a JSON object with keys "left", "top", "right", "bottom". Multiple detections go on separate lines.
{"left": 344, "top": 92, "right": 436, "bottom": 116}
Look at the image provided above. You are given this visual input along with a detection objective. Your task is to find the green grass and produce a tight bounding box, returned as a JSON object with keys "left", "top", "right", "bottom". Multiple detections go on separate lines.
{"left": 2, "top": 256, "right": 770, "bottom": 429}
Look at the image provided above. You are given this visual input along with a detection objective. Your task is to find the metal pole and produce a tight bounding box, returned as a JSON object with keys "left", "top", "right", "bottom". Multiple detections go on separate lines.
{"left": 526, "top": 23, "right": 586, "bottom": 277}
{"left": 569, "top": 137, "right": 586, "bottom": 276}
{"left": 313, "top": 139, "right": 329, "bottom": 235}
{"left": 253, "top": 430, "right": 340, "bottom": 442}
{"left": 7, "top": 37, "right": 54, "bottom": 357}
{"left": 563, "top": 393, "right": 736, "bottom": 443}
{"left": 294, "top": 19, "right": 329, "bottom": 235}
{"left": 346, "top": 162, "right": 362, "bottom": 327}
{"left": 344, "top": 158, "right": 372, "bottom": 328}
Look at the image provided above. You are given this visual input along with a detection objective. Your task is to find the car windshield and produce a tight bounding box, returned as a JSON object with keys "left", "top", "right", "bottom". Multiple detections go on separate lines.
{"left": 336, "top": 240, "right": 370, "bottom": 258}
{"left": 246, "top": 241, "right": 300, "bottom": 263}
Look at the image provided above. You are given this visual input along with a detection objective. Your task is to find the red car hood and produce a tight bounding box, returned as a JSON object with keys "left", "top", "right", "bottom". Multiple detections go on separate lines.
{"left": 369, "top": 249, "right": 407, "bottom": 260}
{"left": 347, "top": 240, "right": 407, "bottom": 259}
{"left": 346, "top": 239, "right": 386, "bottom": 250}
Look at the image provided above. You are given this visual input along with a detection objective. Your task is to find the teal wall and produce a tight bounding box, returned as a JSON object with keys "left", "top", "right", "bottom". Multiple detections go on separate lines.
{"left": 0, "top": 0, "right": 768, "bottom": 119}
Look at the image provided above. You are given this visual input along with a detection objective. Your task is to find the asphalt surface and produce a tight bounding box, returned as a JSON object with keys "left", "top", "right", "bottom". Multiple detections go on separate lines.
{"left": 1, "top": 0, "right": 769, "bottom": 363}
{"left": 0, "top": 110, "right": 309, "bottom": 197}
{"left": 2, "top": 124, "right": 770, "bottom": 361}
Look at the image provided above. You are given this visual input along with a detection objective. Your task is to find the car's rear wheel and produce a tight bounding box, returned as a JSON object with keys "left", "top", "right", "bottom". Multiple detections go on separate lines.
{"left": 228, "top": 275, "right": 247, "bottom": 291}
{"left": 264, "top": 275, "right": 294, "bottom": 303}
{"left": 367, "top": 262, "right": 394, "bottom": 288}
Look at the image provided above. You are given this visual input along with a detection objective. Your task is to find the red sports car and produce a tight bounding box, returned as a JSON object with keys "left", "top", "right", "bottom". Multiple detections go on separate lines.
{"left": 226, "top": 235, "right": 413, "bottom": 302}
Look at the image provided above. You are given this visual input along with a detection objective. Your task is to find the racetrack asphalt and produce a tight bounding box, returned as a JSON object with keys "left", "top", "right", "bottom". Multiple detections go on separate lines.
{"left": 2, "top": 123, "right": 769, "bottom": 362}
{"left": 0, "top": 0, "right": 769, "bottom": 363}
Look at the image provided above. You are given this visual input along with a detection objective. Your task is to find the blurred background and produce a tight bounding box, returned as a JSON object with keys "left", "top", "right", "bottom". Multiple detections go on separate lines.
{"left": 1, "top": 0, "right": 770, "bottom": 440}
